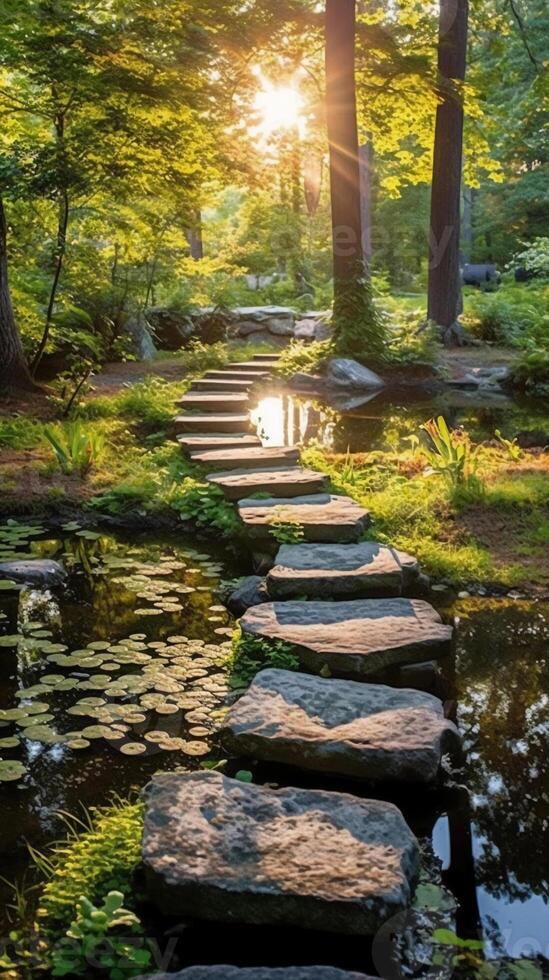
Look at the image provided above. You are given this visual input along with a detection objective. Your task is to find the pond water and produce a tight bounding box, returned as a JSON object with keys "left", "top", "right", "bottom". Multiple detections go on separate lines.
{"left": 1, "top": 382, "right": 549, "bottom": 974}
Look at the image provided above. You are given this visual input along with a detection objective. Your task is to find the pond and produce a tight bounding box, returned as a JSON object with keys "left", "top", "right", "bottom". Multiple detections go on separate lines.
{"left": 1, "top": 379, "right": 549, "bottom": 973}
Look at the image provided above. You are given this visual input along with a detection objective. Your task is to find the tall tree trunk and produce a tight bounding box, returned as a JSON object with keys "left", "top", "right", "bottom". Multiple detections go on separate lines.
{"left": 428, "top": 0, "right": 469, "bottom": 345}
{"left": 0, "top": 197, "right": 37, "bottom": 393}
{"left": 325, "top": 0, "right": 385, "bottom": 362}
{"left": 359, "top": 141, "right": 373, "bottom": 269}
{"left": 31, "top": 188, "right": 69, "bottom": 375}
{"left": 187, "top": 211, "right": 204, "bottom": 261}
{"left": 461, "top": 185, "right": 475, "bottom": 264}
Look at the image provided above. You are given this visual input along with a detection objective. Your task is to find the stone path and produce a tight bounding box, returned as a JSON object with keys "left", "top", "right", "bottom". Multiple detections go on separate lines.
{"left": 142, "top": 351, "right": 460, "bottom": 950}
{"left": 142, "top": 771, "right": 420, "bottom": 935}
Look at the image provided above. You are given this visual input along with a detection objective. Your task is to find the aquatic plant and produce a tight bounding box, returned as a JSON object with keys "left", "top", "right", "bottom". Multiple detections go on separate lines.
{"left": 44, "top": 422, "right": 105, "bottom": 476}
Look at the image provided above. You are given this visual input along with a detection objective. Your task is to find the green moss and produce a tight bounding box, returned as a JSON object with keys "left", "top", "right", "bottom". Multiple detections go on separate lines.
{"left": 35, "top": 798, "right": 144, "bottom": 930}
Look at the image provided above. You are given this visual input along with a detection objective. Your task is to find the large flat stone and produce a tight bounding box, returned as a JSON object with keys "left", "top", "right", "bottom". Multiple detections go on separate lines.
{"left": 253, "top": 353, "right": 282, "bottom": 362}
{"left": 176, "top": 392, "right": 250, "bottom": 412}
{"left": 267, "top": 542, "right": 420, "bottom": 599}
{"left": 206, "top": 369, "right": 270, "bottom": 381}
{"left": 222, "top": 362, "right": 274, "bottom": 374}
{"left": 178, "top": 433, "right": 262, "bottom": 455}
{"left": 190, "top": 378, "right": 257, "bottom": 392}
{"left": 142, "top": 771, "right": 420, "bottom": 935}
{"left": 239, "top": 599, "right": 453, "bottom": 678}
{"left": 192, "top": 446, "right": 300, "bottom": 471}
{"left": 139, "top": 968, "right": 373, "bottom": 979}
{"left": 175, "top": 414, "right": 253, "bottom": 434}
{"left": 238, "top": 494, "right": 371, "bottom": 544}
{"left": 222, "top": 669, "right": 460, "bottom": 783}
{"left": 207, "top": 467, "right": 328, "bottom": 502}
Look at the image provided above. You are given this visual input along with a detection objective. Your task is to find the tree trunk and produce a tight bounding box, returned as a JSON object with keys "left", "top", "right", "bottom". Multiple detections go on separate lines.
{"left": 461, "top": 185, "right": 475, "bottom": 264}
{"left": 359, "top": 141, "right": 373, "bottom": 268}
{"left": 325, "top": 0, "right": 385, "bottom": 363}
{"left": 187, "top": 211, "right": 204, "bottom": 260}
{"left": 325, "top": 0, "right": 363, "bottom": 283}
{"left": 31, "top": 187, "right": 70, "bottom": 375}
{"left": 0, "top": 197, "right": 37, "bottom": 393}
{"left": 428, "top": 0, "right": 469, "bottom": 343}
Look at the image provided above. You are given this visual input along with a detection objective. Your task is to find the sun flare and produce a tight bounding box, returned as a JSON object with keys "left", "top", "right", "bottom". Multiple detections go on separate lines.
{"left": 253, "top": 80, "right": 304, "bottom": 138}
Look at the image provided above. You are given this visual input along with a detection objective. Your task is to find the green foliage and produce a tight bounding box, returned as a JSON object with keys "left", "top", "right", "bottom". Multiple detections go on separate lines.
{"left": 332, "top": 270, "right": 388, "bottom": 365}
{"left": 386, "top": 312, "right": 437, "bottom": 365}
{"left": 512, "top": 238, "right": 549, "bottom": 279}
{"left": 0, "top": 416, "right": 44, "bottom": 450}
{"left": 495, "top": 429, "right": 523, "bottom": 462}
{"left": 228, "top": 631, "right": 300, "bottom": 689}
{"left": 267, "top": 512, "right": 305, "bottom": 544}
{"left": 165, "top": 477, "right": 240, "bottom": 535}
{"left": 464, "top": 284, "right": 549, "bottom": 346}
{"left": 45, "top": 422, "right": 105, "bottom": 476}
{"left": 420, "top": 416, "right": 485, "bottom": 503}
{"left": 51, "top": 892, "right": 151, "bottom": 979}
{"left": 34, "top": 799, "right": 144, "bottom": 930}
{"left": 510, "top": 348, "right": 549, "bottom": 393}
{"left": 277, "top": 339, "right": 333, "bottom": 378}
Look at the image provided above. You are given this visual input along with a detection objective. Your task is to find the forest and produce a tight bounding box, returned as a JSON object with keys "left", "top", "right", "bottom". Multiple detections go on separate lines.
{"left": 0, "top": 1, "right": 548, "bottom": 979}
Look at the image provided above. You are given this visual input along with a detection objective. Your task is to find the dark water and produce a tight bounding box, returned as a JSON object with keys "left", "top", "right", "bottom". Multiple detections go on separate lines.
{"left": 1, "top": 379, "right": 549, "bottom": 973}
{"left": 251, "top": 386, "right": 549, "bottom": 453}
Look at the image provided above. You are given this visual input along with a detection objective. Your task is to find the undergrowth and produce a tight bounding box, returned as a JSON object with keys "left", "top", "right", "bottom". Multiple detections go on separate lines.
{"left": 227, "top": 630, "right": 300, "bottom": 688}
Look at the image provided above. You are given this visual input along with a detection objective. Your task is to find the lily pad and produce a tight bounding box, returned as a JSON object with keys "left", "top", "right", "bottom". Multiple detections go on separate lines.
{"left": 119, "top": 742, "right": 146, "bottom": 755}
{"left": 0, "top": 760, "right": 27, "bottom": 781}
{"left": 65, "top": 738, "right": 91, "bottom": 750}
{"left": 23, "top": 725, "right": 60, "bottom": 744}
{"left": 0, "top": 736, "right": 21, "bottom": 749}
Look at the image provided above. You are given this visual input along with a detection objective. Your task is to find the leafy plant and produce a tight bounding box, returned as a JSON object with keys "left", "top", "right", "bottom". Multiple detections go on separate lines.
{"left": 268, "top": 513, "right": 305, "bottom": 545}
{"left": 277, "top": 339, "right": 333, "bottom": 378}
{"left": 228, "top": 632, "right": 300, "bottom": 688}
{"left": 420, "top": 416, "right": 485, "bottom": 502}
{"left": 166, "top": 477, "right": 239, "bottom": 534}
{"left": 509, "top": 347, "right": 549, "bottom": 392}
{"left": 495, "top": 429, "right": 523, "bottom": 461}
{"left": 50, "top": 892, "right": 151, "bottom": 979}
{"left": 44, "top": 422, "right": 105, "bottom": 476}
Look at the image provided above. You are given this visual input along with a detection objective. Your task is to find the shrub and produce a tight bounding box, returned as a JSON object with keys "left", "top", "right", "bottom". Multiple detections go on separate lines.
{"left": 228, "top": 631, "right": 300, "bottom": 688}
{"left": 45, "top": 422, "right": 105, "bottom": 476}
{"left": 509, "top": 347, "right": 549, "bottom": 392}
{"left": 277, "top": 339, "right": 333, "bottom": 378}
{"left": 0, "top": 416, "right": 44, "bottom": 451}
{"left": 420, "top": 416, "right": 485, "bottom": 504}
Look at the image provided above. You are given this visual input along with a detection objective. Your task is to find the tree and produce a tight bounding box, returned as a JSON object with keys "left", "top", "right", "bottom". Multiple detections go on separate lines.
{"left": 0, "top": 197, "right": 36, "bottom": 391}
{"left": 325, "top": 0, "right": 385, "bottom": 363}
{"left": 428, "top": 0, "right": 470, "bottom": 343}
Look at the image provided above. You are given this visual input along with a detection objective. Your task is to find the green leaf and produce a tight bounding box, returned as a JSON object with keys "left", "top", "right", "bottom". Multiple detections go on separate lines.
{"left": 235, "top": 769, "right": 253, "bottom": 783}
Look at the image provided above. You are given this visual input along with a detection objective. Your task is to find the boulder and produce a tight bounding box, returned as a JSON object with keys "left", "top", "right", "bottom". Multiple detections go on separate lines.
{"left": 142, "top": 771, "right": 420, "bottom": 935}
{"left": 230, "top": 307, "right": 295, "bottom": 339}
{"left": 222, "top": 669, "right": 460, "bottom": 783}
{"left": 238, "top": 494, "right": 371, "bottom": 545}
{"left": 294, "top": 319, "right": 317, "bottom": 340}
{"left": 146, "top": 308, "right": 195, "bottom": 349}
{"left": 226, "top": 576, "right": 269, "bottom": 617}
{"left": 325, "top": 359, "right": 385, "bottom": 391}
{"left": 137, "top": 968, "right": 374, "bottom": 980}
{"left": 123, "top": 313, "right": 157, "bottom": 360}
{"left": 0, "top": 559, "right": 67, "bottom": 588}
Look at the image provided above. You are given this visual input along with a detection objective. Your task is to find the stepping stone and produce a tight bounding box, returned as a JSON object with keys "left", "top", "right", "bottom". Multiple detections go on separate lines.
{"left": 253, "top": 353, "right": 281, "bottom": 362}
{"left": 206, "top": 369, "right": 270, "bottom": 382}
{"left": 178, "top": 433, "right": 262, "bottom": 455}
{"left": 142, "top": 771, "right": 420, "bottom": 935}
{"left": 191, "top": 446, "right": 300, "bottom": 471}
{"left": 238, "top": 494, "right": 371, "bottom": 544}
{"left": 141, "top": 968, "right": 373, "bottom": 979}
{"left": 176, "top": 392, "right": 250, "bottom": 412}
{"left": 222, "top": 669, "right": 460, "bottom": 783}
{"left": 175, "top": 414, "right": 253, "bottom": 434}
{"left": 267, "top": 542, "right": 420, "bottom": 600}
{"left": 190, "top": 378, "right": 257, "bottom": 393}
{"left": 223, "top": 362, "right": 274, "bottom": 373}
{"left": 207, "top": 467, "right": 328, "bottom": 502}
{"left": 239, "top": 599, "right": 453, "bottom": 678}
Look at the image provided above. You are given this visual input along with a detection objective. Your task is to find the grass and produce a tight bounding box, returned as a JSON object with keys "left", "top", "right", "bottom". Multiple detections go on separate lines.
{"left": 302, "top": 443, "right": 549, "bottom": 588}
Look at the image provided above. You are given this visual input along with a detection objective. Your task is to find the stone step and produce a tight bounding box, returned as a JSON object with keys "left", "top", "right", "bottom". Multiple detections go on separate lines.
{"left": 178, "top": 433, "right": 262, "bottom": 455}
{"left": 206, "top": 369, "right": 270, "bottom": 382}
{"left": 238, "top": 494, "right": 371, "bottom": 544}
{"left": 253, "top": 353, "right": 281, "bottom": 362}
{"left": 222, "top": 362, "right": 274, "bottom": 373}
{"left": 222, "top": 668, "right": 460, "bottom": 784}
{"left": 142, "top": 771, "right": 419, "bottom": 935}
{"left": 207, "top": 467, "right": 328, "bottom": 502}
{"left": 174, "top": 414, "right": 253, "bottom": 434}
{"left": 191, "top": 446, "right": 300, "bottom": 471}
{"left": 176, "top": 392, "right": 250, "bottom": 413}
{"left": 190, "top": 378, "right": 257, "bottom": 393}
{"left": 143, "top": 967, "right": 374, "bottom": 979}
{"left": 239, "top": 598, "right": 453, "bottom": 679}
{"left": 267, "top": 542, "right": 420, "bottom": 600}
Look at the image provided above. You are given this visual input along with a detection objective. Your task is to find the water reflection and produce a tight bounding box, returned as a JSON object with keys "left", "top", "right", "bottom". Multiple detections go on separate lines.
{"left": 251, "top": 386, "right": 549, "bottom": 453}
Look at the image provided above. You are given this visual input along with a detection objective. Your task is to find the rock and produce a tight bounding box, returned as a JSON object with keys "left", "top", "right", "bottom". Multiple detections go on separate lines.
{"left": 268, "top": 319, "right": 296, "bottom": 337}
{"left": 222, "top": 669, "right": 461, "bottom": 783}
{"left": 325, "top": 359, "right": 385, "bottom": 391}
{"left": 266, "top": 542, "right": 420, "bottom": 600}
{"left": 289, "top": 372, "right": 324, "bottom": 390}
{"left": 516, "top": 429, "right": 549, "bottom": 449}
{"left": 229, "top": 307, "right": 295, "bottom": 339}
{"left": 238, "top": 320, "right": 269, "bottom": 336}
{"left": 146, "top": 308, "right": 195, "bottom": 349}
{"left": 225, "top": 576, "right": 269, "bottom": 617}
{"left": 238, "top": 494, "right": 371, "bottom": 545}
{"left": 176, "top": 392, "right": 250, "bottom": 413}
{"left": 207, "top": 467, "right": 329, "bottom": 502}
{"left": 239, "top": 599, "right": 453, "bottom": 679}
{"left": 191, "top": 446, "right": 300, "bottom": 471}
{"left": 178, "top": 433, "right": 262, "bottom": 456}
{"left": 174, "top": 414, "right": 253, "bottom": 434}
{"left": 142, "top": 771, "right": 420, "bottom": 935}
{"left": 0, "top": 560, "right": 67, "bottom": 588}
{"left": 191, "top": 378, "right": 257, "bottom": 393}
{"left": 137, "top": 968, "right": 374, "bottom": 980}
{"left": 123, "top": 312, "right": 157, "bottom": 360}
{"left": 294, "top": 319, "right": 317, "bottom": 340}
